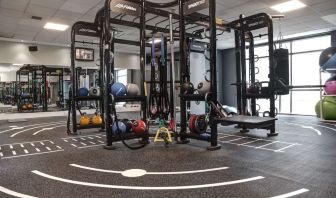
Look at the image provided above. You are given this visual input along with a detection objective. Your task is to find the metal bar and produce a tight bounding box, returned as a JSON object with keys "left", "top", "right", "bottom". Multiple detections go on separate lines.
{"left": 234, "top": 30, "right": 242, "bottom": 114}
{"left": 169, "top": 11, "right": 176, "bottom": 135}
{"left": 140, "top": 0, "right": 147, "bottom": 124}
{"left": 209, "top": 0, "right": 219, "bottom": 148}
{"left": 248, "top": 32, "right": 257, "bottom": 116}
{"left": 239, "top": 15, "right": 247, "bottom": 115}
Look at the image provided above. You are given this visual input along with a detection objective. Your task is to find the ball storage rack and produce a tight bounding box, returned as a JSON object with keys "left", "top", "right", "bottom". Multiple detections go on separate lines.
{"left": 67, "top": 20, "right": 105, "bottom": 135}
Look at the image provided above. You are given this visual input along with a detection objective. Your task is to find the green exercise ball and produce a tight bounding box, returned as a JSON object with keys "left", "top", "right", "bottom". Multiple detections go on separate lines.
{"left": 315, "top": 96, "right": 336, "bottom": 120}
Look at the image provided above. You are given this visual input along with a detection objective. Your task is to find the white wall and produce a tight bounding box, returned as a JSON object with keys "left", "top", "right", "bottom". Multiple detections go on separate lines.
{"left": 0, "top": 40, "right": 141, "bottom": 81}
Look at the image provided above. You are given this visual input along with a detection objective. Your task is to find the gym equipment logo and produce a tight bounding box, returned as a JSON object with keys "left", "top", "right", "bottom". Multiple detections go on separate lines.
{"left": 110, "top": 0, "right": 140, "bottom": 16}
{"left": 185, "top": 0, "right": 209, "bottom": 15}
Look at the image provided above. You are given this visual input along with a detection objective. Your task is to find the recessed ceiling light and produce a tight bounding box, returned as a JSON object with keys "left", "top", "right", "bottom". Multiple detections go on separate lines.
{"left": 20, "top": 40, "right": 24, "bottom": 42}
{"left": 44, "top": 22, "right": 69, "bottom": 31}
{"left": 271, "top": 0, "right": 306, "bottom": 13}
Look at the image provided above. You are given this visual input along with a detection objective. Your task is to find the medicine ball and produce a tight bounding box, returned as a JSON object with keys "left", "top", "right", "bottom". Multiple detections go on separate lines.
{"left": 111, "top": 82, "right": 127, "bottom": 97}
{"left": 78, "top": 87, "right": 89, "bottom": 97}
{"left": 188, "top": 115, "right": 197, "bottom": 133}
{"left": 199, "top": 133, "right": 211, "bottom": 141}
{"left": 79, "top": 113, "right": 90, "bottom": 126}
{"left": 194, "top": 115, "right": 208, "bottom": 134}
{"left": 315, "top": 96, "right": 336, "bottom": 120}
{"left": 112, "top": 121, "right": 127, "bottom": 135}
{"left": 126, "top": 83, "right": 140, "bottom": 96}
{"left": 131, "top": 120, "right": 146, "bottom": 134}
{"left": 181, "top": 82, "right": 194, "bottom": 94}
{"left": 91, "top": 113, "right": 103, "bottom": 125}
{"left": 320, "top": 47, "right": 336, "bottom": 72}
{"left": 89, "top": 87, "right": 100, "bottom": 96}
{"left": 197, "top": 81, "right": 211, "bottom": 95}
{"left": 121, "top": 119, "right": 133, "bottom": 133}
{"left": 324, "top": 80, "right": 336, "bottom": 95}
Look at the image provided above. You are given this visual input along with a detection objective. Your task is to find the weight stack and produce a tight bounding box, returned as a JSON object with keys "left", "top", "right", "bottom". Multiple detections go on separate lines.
{"left": 274, "top": 48, "right": 289, "bottom": 95}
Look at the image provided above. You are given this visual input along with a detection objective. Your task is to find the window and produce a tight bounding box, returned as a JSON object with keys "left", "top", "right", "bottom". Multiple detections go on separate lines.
{"left": 115, "top": 69, "right": 127, "bottom": 85}
{"left": 292, "top": 35, "right": 331, "bottom": 53}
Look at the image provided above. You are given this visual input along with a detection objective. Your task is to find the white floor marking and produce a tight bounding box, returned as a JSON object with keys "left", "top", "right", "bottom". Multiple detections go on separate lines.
{"left": 32, "top": 125, "right": 65, "bottom": 136}
{"left": 9, "top": 145, "right": 13, "bottom": 149}
{"left": 24, "top": 149, "right": 29, "bottom": 154}
{"left": 62, "top": 134, "right": 104, "bottom": 140}
{"left": 0, "top": 185, "right": 37, "bottom": 198}
{"left": 96, "top": 136, "right": 102, "bottom": 138}
{"left": 226, "top": 137, "right": 246, "bottom": 142}
{"left": 49, "top": 141, "right": 54, "bottom": 144}
{"left": 20, "top": 144, "right": 24, "bottom": 148}
{"left": 270, "top": 188, "right": 309, "bottom": 198}
{"left": 56, "top": 146, "right": 62, "bottom": 150}
{"left": 288, "top": 123, "right": 322, "bottom": 136}
{"left": 12, "top": 151, "right": 16, "bottom": 155}
{"left": 89, "top": 141, "right": 96, "bottom": 145}
{"left": 72, "top": 139, "right": 78, "bottom": 142}
{"left": 0, "top": 152, "right": 3, "bottom": 157}
{"left": 63, "top": 139, "right": 68, "bottom": 142}
{"left": 2, "top": 150, "right": 63, "bottom": 159}
{"left": 239, "top": 139, "right": 260, "bottom": 145}
{"left": 0, "top": 121, "right": 65, "bottom": 134}
{"left": 256, "top": 141, "right": 279, "bottom": 149}
{"left": 35, "top": 148, "right": 40, "bottom": 152}
{"left": 97, "top": 140, "right": 104, "bottom": 144}
{"left": 46, "top": 147, "right": 51, "bottom": 151}
{"left": 0, "top": 146, "right": 1, "bottom": 150}
{"left": 9, "top": 126, "right": 18, "bottom": 128}
{"left": 80, "top": 142, "right": 87, "bottom": 146}
{"left": 80, "top": 138, "right": 86, "bottom": 140}
{"left": 31, "top": 143, "right": 35, "bottom": 147}
{"left": 71, "top": 144, "right": 78, "bottom": 148}
{"left": 88, "top": 137, "right": 94, "bottom": 139}
{"left": 275, "top": 144, "right": 298, "bottom": 152}
{"left": 77, "top": 144, "right": 105, "bottom": 149}
{"left": 32, "top": 170, "right": 264, "bottom": 190}
{"left": 40, "top": 142, "right": 45, "bottom": 146}
{"left": 70, "top": 164, "right": 230, "bottom": 176}
{"left": 288, "top": 121, "right": 336, "bottom": 132}
{"left": 122, "top": 169, "right": 147, "bottom": 177}
{"left": 10, "top": 122, "right": 66, "bottom": 137}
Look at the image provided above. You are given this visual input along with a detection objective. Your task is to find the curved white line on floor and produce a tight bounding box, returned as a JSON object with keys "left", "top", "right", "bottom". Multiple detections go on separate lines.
{"left": 32, "top": 125, "right": 66, "bottom": 135}
{"left": 287, "top": 123, "right": 322, "bottom": 136}
{"left": 70, "top": 164, "right": 229, "bottom": 175}
{"left": 269, "top": 188, "right": 309, "bottom": 198}
{"left": 10, "top": 123, "right": 66, "bottom": 137}
{"left": 289, "top": 121, "right": 336, "bottom": 132}
{"left": 32, "top": 170, "right": 264, "bottom": 190}
{"left": 0, "top": 185, "right": 37, "bottom": 198}
{"left": 0, "top": 121, "right": 66, "bottom": 134}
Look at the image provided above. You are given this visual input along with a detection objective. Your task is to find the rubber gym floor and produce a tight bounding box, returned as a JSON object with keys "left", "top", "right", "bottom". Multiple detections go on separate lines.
{"left": 0, "top": 114, "right": 335, "bottom": 198}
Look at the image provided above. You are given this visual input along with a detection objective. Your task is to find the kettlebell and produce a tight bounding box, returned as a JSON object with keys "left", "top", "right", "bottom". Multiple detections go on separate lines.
{"left": 27, "top": 103, "right": 33, "bottom": 110}
{"left": 91, "top": 113, "right": 102, "bottom": 125}
{"left": 79, "top": 113, "right": 90, "bottom": 126}
{"left": 197, "top": 81, "right": 211, "bottom": 95}
{"left": 181, "top": 82, "right": 194, "bottom": 94}
{"left": 22, "top": 104, "right": 27, "bottom": 110}
{"left": 126, "top": 83, "right": 140, "bottom": 96}
{"left": 131, "top": 120, "right": 146, "bottom": 134}
{"left": 89, "top": 87, "right": 100, "bottom": 96}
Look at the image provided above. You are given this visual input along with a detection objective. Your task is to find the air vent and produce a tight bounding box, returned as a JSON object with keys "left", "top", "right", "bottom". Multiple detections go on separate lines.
{"left": 31, "top": 16, "right": 42, "bottom": 20}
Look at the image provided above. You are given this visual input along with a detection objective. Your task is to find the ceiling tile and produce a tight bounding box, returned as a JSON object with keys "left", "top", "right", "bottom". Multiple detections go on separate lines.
{"left": 1, "top": 0, "right": 29, "bottom": 11}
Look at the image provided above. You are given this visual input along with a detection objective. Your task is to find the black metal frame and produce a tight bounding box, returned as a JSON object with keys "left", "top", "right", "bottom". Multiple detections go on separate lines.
{"left": 231, "top": 13, "right": 278, "bottom": 136}
{"left": 68, "top": 21, "right": 105, "bottom": 134}
{"left": 16, "top": 65, "right": 48, "bottom": 112}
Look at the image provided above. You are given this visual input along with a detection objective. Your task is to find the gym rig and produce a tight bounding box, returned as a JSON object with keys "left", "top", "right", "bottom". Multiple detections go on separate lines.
{"left": 67, "top": 0, "right": 288, "bottom": 150}
{"left": 67, "top": 21, "right": 105, "bottom": 135}
{"left": 16, "top": 65, "right": 48, "bottom": 112}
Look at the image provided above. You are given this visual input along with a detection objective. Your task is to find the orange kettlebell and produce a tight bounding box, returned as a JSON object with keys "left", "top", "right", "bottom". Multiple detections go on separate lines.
{"left": 27, "top": 103, "right": 33, "bottom": 110}
{"left": 22, "top": 104, "right": 27, "bottom": 110}
{"left": 91, "top": 113, "right": 103, "bottom": 125}
{"left": 79, "top": 113, "right": 90, "bottom": 126}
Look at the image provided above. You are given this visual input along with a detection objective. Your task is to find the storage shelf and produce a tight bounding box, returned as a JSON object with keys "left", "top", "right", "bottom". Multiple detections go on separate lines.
{"left": 75, "top": 96, "right": 102, "bottom": 101}
{"left": 180, "top": 94, "right": 206, "bottom": 101}
{"left": 113, "top": 95, "right": 146, "bottom": 102}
